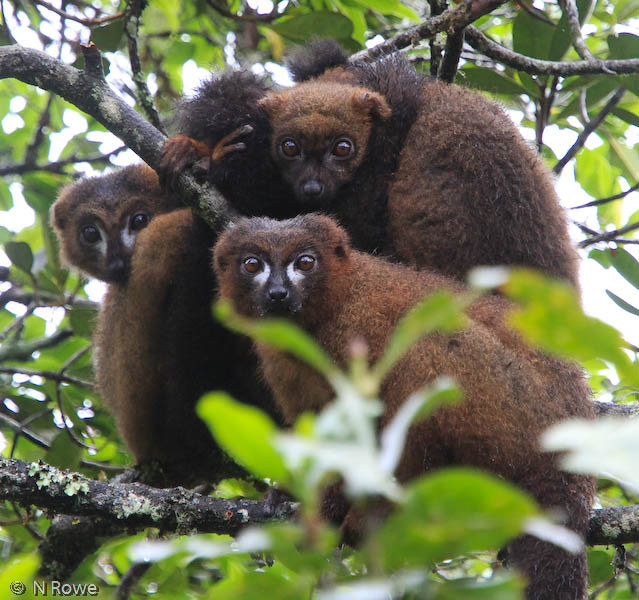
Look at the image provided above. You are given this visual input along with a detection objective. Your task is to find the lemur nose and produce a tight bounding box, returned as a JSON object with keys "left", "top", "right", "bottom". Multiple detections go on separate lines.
{"left": 302, "top": 180, "right": 324, "bottom": 197}
{"left": 268, "top": 286, "right": 289, "bottom": 301}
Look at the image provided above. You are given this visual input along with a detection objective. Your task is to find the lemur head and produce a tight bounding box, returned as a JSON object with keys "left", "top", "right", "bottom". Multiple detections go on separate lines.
{"left": 258, "top": 81, "right": 391, "bottom": 206}
{"left": 213, "top": 214, "right": 351, "bottom": 323}
{"left": 51, "top": 164, "right": 180, "bottom": 283}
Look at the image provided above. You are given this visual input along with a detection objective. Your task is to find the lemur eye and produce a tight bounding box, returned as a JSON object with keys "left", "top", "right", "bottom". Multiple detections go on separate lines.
{"left": 295, "top": 255, "right": 315, "bottom": 272}
{"left": 130, "top": 213, "right": 150, "bottom": 231}
{"left": 80, "top": 225, "right": 101, "bottom": 244}
{"left": 280, "top": 138, "right": 300, "bottom": 158}
{"left": 243, "top": 256, "right": 262, "bottom": 274}
{"left": 332, "top": 139, "right": 353, "bottom": 158}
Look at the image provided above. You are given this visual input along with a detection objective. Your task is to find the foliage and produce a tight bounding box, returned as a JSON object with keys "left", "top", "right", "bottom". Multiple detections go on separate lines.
{"left": 1, "top": 0, "right": 639, "bottom": 598}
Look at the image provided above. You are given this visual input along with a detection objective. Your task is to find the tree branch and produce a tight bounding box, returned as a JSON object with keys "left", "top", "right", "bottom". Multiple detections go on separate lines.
{"left": 0, "top": 366, "right": 92, "bottom": 387}
{"left": 465, "top": 27, "right": 639, "bottom": 75}
{"left": 558, "top": 0, "right": 594, "bottom": 61}
{"left": 0, "top": 457, "right": 638, "bottom": 548}
{"left": 124, "top": 0, "right": 165, "bottom": 134}
{"left": 570, "top": 182, "right": 639, "bottom": 210}
{"left": 0, "top": 44, "right": 233, "bottom": 230}
{"left": 0, "top": 458, "right": 297, "bottom": 534}
{"left": 353, "top": 0, "right": 507, "bottom": 62}
{"left": 0, "top": 329, "right": 73, "bottom": 362}
{"left": 578, "top": 221, "right": 639, "bottom": 248}
{"left": 553, "top": 87, "right": 626, "bottom": 174}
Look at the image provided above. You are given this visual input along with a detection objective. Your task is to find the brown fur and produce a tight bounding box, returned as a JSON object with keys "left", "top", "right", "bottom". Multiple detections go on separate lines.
{"left": 257, "top": 49, "right": 580, "bottom": 287}
{"left": 52, "top": 169, "right": 279, "bottom": 486}
{"left": 213, "top": 214, "right": 594, "bottom": 600}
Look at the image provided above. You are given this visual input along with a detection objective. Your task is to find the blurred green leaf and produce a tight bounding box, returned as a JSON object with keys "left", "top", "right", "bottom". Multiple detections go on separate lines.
{"left": 0, "top": 553, "right": 40, "bottom": 593}
{"left": 197, "top": 392, "right": 289, "bottom": 482}
{"left": 588, "top": 549, "right": 615, "bottom": 586}
{"left": 460, "top": 67, "right": 529, "bottom": 96}
{"left": 505, "top": 270, "right": 639, "bottom": 385}
{"left": 46, "top": 431, "right": 83, "bottom": 470}
{"left": 375, "top": 468, "right": 537, "bottom": 569}
{"left": 0, "top": 182, "right": 12, "bottom": 210}
{"left": 91, "top": 20, "right": 125, "bottom": 52}
{"left": 214, "top": 301, "right": 336, "bottom": 381}
{"left": 350, "top": 0, "right": 419, "bottom": 21}
{"left": 68, "top": 305, "right": 98, "bottom": 339}
{"left": 269, "top": 12, "right": 353, "bottom": 42}
{"left": 513, "top": 10, "right": 555, "bottom": 61}
{"left": 4, "top": 241, "right": 34, "bottom": 274}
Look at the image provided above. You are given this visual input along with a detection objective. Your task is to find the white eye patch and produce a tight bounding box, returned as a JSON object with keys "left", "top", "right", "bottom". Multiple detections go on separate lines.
{"left": 253, "top": 262, "right": 271, "bottom": 287}
{"left": 121, "top": 227, "right": 137, "bottom": 251}
{"left": 286, "top": 261, "right": 306, "bottom": 284}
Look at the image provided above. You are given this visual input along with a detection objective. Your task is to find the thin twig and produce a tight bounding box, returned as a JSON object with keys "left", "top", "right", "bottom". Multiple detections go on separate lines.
{"left": 558, "top": 0, "right": 593, "bottom": 60}
{"left": 34, "top": 0, "right": 124, "bottom": 27}
{"left": 578, "top": 221, "right": 639, "bottom": 248}
{"left": 0, "top": 145, "right": 127, "bottom": 177}
{"left": 515, "top": 0, "right": 555, "bottom": 25}
{"left": 570, "top": 182, "right": 639, "bottom": 209}
{"left": 115, "top": 563, "right": 152, "bottom": 600}
{"left": 0, "top": 367, "right": 92, "bottom": 387}
{"left": 553, "top": 87, "right": 626, "bottom": 174}
{"left": 465, "top": 26, "right": 639, "bottom": 75}
{"left": 353, "top": 0, "right": 508, "bottom": 62}
{"left": 124, "top": 0, "right": 165, "bottom": 134}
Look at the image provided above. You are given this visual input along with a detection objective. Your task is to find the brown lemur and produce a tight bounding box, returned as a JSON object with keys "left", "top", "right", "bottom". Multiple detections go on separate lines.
{"left": 213, "top": 214, "right": 594, "bottom": 600}
{"left": 161, "top": 39, "right": 579, "bottom": 287}
{"left": 51, "top": 164, "right": 279, "bottom": 485}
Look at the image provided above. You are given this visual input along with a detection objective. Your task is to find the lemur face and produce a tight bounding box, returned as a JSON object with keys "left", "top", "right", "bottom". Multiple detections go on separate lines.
{"left": 238, "top": 247, "right": 318, "bottom": 317}
{"left": 259, "top": 82, "right": 391, "bottom": 206}
{"left": 68, "top": 204, "right": 153, "bottom": 283}
{"left": 214, "top": 214, "right": 351, "bottom": 321}
{"left": 51, "top": 165, "right": 180, "bottom": 283}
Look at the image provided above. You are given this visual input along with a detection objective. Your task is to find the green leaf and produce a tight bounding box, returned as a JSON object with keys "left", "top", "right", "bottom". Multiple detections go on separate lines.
{"left": 214, "top": 301, "right": 337, "bottom": 380}
{"left": 68, "top": 305, "right": 98, "bottom": 339}
{"left": 90, "top": 20, "right": 125, "bottom": 52}
{"left": 373, "top": 291, "right": 468, "bottom": 381}
{"left": 505, "top": 270, "right": 639, "bottom": 385}
{"left": 0, "top": 553, "right": 40, "bottom": 594}
{"left": 588, "top": 549, "right": 615, "bottom": 586}
{"left": 197, "top": 392, "right": 289, "bottom": 482}
{"left": 4, "top": 241, "right": 34, "bottom": 274}
{"left": 46, "top": 431, "right": 83, "bottom": 470}
{"left": 0, "top": 181, "right": 12, "bottom": 210}
{"left": 375, "top": 468, "right": 537, "bottom": 569}
{"left": 608, "top": 34, "right": 639, "bottom": 96}
{"left": 269, "top": 12, "right": 353, "bottom": 42}
{"left": 512, "top": 10, "right": 555, "bottom": 61}
{"left": 460, "top": 67, "right": 529, "bottom": 96}
{"left": 605, "top": 290, "right": 639, "bottom": 318}
{"left": 608, "top": 247, "right": 639, "bottom": 288}
{"left": 350, "top": 0, "right": 419, "bottom": 21}
{"left": 574, "top": 147, "right": 621, "bottom": 215}
{"left": 22, "top": 171, "right": 63, "bottom": 214}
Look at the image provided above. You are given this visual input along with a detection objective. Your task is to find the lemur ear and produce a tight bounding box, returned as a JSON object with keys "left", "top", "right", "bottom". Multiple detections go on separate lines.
{"left": 50, "top": 199, "right": 68, "bottom": 230}
{"left": 350, "top": 90, "right": 392, "bottom": 121}
{"left": 258, "top": 94, "right": 285, "bottom": 118}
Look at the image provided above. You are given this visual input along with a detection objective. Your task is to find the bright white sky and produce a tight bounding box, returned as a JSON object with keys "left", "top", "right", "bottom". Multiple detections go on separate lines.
{"left": 0, "top": 1, "right": 638, "bottom": 349}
